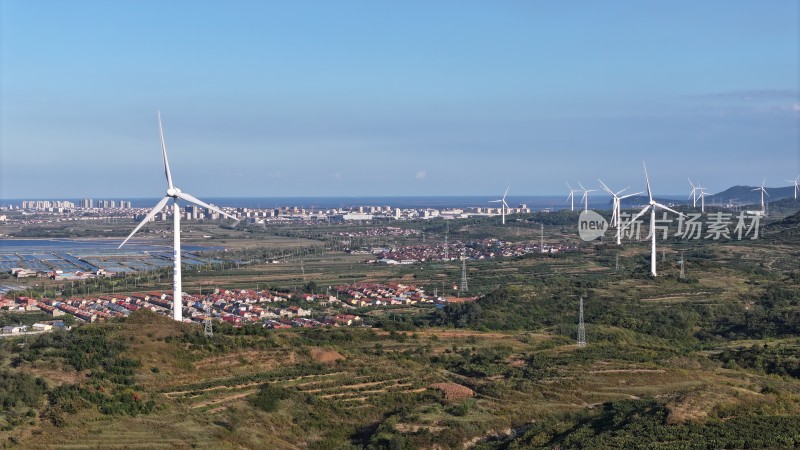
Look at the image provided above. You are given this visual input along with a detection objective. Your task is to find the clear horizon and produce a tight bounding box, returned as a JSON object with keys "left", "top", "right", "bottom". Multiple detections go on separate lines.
{"left": 2, "top": 1, "right": 798, "bottom": 199}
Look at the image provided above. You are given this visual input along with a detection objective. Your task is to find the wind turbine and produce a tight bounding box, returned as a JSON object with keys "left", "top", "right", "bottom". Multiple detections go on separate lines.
{"left": 620, "top": 162, "right": 683, "bottom": 277}
{"left": 786, "top": 176, "right": 799, "bottom": 200}
{"left": 752, "top": 179, "right": 769, "bottom": 214}
{"left": 598, "top": 179, "right": 642, "bottom": 245}
{"left": 490, "top": 186, "right": 510, "bottom": 224}
{"left": 688, "top": 179, "right": 700, "bottom": 208}
{"left": 565, "top": 182, "right": 578, "bottom": 212}
{"left": 577, "top": 182, "right": 596, "bottom": 213}
{"left": 697, "top": 186, "right": 708, "bottom": 213}
{"left": 119, "top": 112, "right": 239, "bottom": 321}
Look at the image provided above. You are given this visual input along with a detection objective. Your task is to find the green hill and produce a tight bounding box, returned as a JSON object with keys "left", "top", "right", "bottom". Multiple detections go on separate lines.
{"left": 2, "top": 233, "right": 800, "bottom": 448}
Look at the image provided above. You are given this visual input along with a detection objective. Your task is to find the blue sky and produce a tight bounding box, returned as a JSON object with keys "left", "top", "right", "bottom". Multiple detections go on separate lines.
{"left": 1, "top": 1, "right": 798, "bottom": 199}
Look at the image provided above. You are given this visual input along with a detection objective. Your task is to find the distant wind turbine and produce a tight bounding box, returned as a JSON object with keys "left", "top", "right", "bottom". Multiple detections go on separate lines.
{"left": 752, "top": 179, "right": 769, "bottom": 214}
{"left": 119, "top": 112, "right": 239, "bottom": 321}
{"left": 697, "top": 186, "right": 708, "bottom": 213}
{"left": 688, "top": 179, "right": 701, "bottom": 208}
{"left": 490, "top": 186, "right": 510, "bottom": 225}
{"left": 577, "top": 182, "right": 596, "bottom": 213}
{"left": 598, "top": 179, "right": 642, "bottom": 245}
{"left": 786, "top": 175, "right": 799, "bottom": 200}
{"left": 565, "top": 182, "right": 578, "bottom": 212}
{"left": 620, "top": 162, "right": 683, "bottom": 277}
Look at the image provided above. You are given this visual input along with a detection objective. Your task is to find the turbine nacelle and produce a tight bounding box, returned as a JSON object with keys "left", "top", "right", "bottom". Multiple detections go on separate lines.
{"left": 167, "top": 187, "right": 181, "bottom": 197}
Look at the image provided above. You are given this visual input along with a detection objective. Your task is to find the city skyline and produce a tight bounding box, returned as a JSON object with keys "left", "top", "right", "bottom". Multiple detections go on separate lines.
{"left": 1, "top": 1, "right": 798, "bottom": 198}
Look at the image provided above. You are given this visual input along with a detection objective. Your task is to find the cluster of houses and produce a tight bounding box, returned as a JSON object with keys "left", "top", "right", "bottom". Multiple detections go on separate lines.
{"left": 332, "top": 282, "right": 442, "bottom": 307}
{"left": 332, "top": 227, "right": 420, "bottom": 238}
{"left": 0, "top": 288, "right": 365, "bottom": 331}
{"left": 367, "top": 238, "right": 574, "bottom": 265}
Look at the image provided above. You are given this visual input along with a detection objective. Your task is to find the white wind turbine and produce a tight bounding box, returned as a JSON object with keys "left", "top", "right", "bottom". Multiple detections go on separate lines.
{"left": 119, "top": 112, "right": 239, "bottom": 321}
{"left": 697, "top": 186, "right": 708, "bottom": 213}
{"left": 598, "top": 179, "right": 642, "bottom": 245}
{"left": 490, "top": 187, "right": 510, "bottom": 225}
{"left": 620, "top": 162, "right": 683, "bottom": 277}
{"left": 577, "top": 182, "right": 596, "bottom": 213}
{"left": 565, "top": 182, "right": 578, "bottom": 212}
{"left": 786, "top": 175, "right": 799, "bottom": 200}
{"left": 752, "top": 179, "right": 769, "bottom": 214}
{"left": 688, "top": 179, "right": 701, "bottom": 208}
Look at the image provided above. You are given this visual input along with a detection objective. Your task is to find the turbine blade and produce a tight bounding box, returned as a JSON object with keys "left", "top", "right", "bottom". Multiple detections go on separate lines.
{"left": 176, "top": 191, "right": 239, "bottom": 221}
{"left": 118, "top": 196, "right": 170, "bottom": 248}
{"left": 688, "top": 178, "right": 695, "bottom": 188}
{"left": 654, "top": 202, "right": 684, "bottom": 217}
{"left": 158, "top": 112, "right": 174, "bottom": 189}
{"left": 503, "top": 186, "right": 509, "bottom": 199}
{"left": 489, "top": 199, "right": 502, "bottom": 203}
{"left": 565, "top": 181, "right": 573, "bottom": 191}
{"left": 621, "top": 205, "right": 651, "bottom": 231}
{"left": 577, "top": 181, "right": 585, "bottom": 191}
{"left": 597, "top": 179, "right": 613, "bottom": 195}
{"left": 643, "top": 162, "right": 652, "bottom": 202}
{"left": 620, "top": 191, "right": 643, "bottom": 200}
{"left": 566, "top": 192, "right": 573, "bottom": 202}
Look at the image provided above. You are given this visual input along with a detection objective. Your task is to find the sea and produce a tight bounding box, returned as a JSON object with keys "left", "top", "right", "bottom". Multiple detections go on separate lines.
{"left": 2, "top": 195, "right": 624, "bottom": 211}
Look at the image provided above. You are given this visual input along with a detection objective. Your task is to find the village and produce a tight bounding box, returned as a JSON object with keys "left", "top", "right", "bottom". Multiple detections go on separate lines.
{"left": 0, "top": 281, "right": 478, "bottom": 335}
{"left": 366, "top": 238, "right": 576, "bottom": 264}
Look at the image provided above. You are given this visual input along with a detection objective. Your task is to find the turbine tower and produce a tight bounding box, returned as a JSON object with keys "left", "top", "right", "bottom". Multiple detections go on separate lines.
{"left": 786, "top": 175, "right": 799, "bottom": 200}
{"left": 460, "top": 252, "right": 468, "bottom": 293}
{"left": 688, "top": 179, "right": 701, "bottom": 208}
{"left": 697, "top": 187, "right": 708, "bottom": 213}
{"left": 577, "top": 182, "right": 597, "bottom": 213}
{"left": 490, "top": 186, "right": 510, "bottom": 224}
{"left": 620, "top": 162, "right": 683, "bottom": 277}
{"left": 444, "top": 221, "right": 449, "bottom": 261}
{"left": 598, "top": 179, "right": 642, "bottom": 245}
{"left": 119, "top": 112, "right": 239, "bottom": 321}
{"left": 577, "top": 297, "right": 586, "bottom": 347}
{"left": 565, "top": 182, "right": 578, "bottom": 212}
{"left": 752, "top": 179, "right": 769, "bottom": 214}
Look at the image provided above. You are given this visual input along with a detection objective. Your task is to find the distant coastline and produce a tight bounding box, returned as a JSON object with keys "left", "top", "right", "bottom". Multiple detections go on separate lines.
{"left": 0, "top": 195, "right": 649, "bottom": 211}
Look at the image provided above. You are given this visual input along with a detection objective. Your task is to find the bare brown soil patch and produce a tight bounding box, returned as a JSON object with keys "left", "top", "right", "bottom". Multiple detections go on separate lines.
{"left": 310, "top": 348, "right": 345, "bottom": 363}
{"left": 429, "top": 382, "right": 475, "bottom": 400}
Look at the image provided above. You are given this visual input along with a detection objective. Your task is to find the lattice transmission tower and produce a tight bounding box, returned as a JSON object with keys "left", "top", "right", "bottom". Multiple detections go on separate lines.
{"left": 204, "top": 305, "right": 213, "bottom": 337}
{"left": 577, "top": 297, "right": 586, "bottom": 347}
